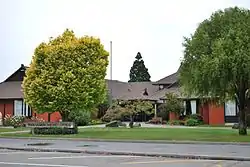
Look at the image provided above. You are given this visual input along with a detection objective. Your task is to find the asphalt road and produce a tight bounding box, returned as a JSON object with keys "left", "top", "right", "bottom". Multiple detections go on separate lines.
{"left": 1, "top": 138, "right": 250, "bottom": 159}
{"left": 0, "top": 150, "right": 249, "bottom": 167}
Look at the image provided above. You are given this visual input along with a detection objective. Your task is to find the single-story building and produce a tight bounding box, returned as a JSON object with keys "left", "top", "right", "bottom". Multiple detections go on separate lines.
{"left": 0, "top": 64, "right": 239, "bottom": 125}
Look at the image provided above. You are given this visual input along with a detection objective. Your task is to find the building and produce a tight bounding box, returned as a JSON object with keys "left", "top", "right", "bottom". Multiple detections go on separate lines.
{"left": 0, "top": 64, "right": 238, "bottom": 125}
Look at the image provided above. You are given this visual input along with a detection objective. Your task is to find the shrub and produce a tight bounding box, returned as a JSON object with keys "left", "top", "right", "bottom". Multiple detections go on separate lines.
{"left": 157, "top": 103, "right": 169, "bottom": 121}
{"left": 188, "top": 114, "right": 203, "bottom": 123}
{"left": 4, "top": 115, "right": 25, "bottom": 127}
{"left": 185, "top": 118, "right": 200, "bottom": 126}
{"left": 68, "top": 110, "right": 91, "bottom": 126}
{"left": 168, "top": 120, "right": 181, "bottom": 125}
{"left": 89, "top": 119, "right": 103, "bottom": 125}
{"left": 105, "top": 121, "right": 119, "bottom": 127}
{"left": 147, "top": 117, "right": 162, "bottom": 124}
{"left": 33, "top": 126, "right": 78, "bottom": 135}
{"left": 101, "top": 106, "right": 123, "bottom": 122}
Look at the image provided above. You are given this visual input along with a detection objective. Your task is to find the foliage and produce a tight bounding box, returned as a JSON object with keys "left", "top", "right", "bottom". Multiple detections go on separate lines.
{"left": 179, "top": 7, "right": 250, "bottom": 135}
{"left": 157, "top": 103, "right": 169, "bottom": 121}
{"left": 22, "top": 29, "right": 109, "bottom": 121}
{"left": 102, "top": 100, "right": 154, "bottom": 124}
{"left": 121, "top": 100, "right": 154, "bottom": 117}
{"left": 89, "top": 119, "right": 104, "bottom": 125}
{"left": 147, "top": 117, "right": 162, "bottom": 124}
{"left": 164, "top": 93, "right": 184, "bottom": 114}
{"left": 101, "top": 102, "right": 126, "bottom": 122}
{"left": 4, "top": 115, "right": 25, "bottom": 127}
{"left": 188, "top": 114, "right": 203, "bottom": 124}
{"left": 128, "top": 52, "right": 151, "bottom": 82}
{"left": 168, "top": 120, "right": 182, "bottom": 125}
{"left": 32, "top": 127, "right": 78, "bottom": 135}
{"left": 68, "top": 110, "right": 91, "bottom": 126}
{"left": 185, "top": 118, "right": 201, "bottom": 126}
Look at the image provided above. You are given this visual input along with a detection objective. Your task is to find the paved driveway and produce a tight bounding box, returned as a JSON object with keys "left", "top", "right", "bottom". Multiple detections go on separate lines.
{"left": 0, "top": 150, "right": 249, "bottom": 167}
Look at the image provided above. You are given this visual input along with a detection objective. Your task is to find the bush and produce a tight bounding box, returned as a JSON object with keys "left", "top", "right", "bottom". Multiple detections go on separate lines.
{"left": 68, "top": 110, "right": 91, "bottom": 126}
{"left": 185, "top": 118, "right": 200, "bottom": 126}
{"left": 32, "top": 126, "right": 78, "bottom": 135}
{"left": 168, "top": 120, "right": 181, "bottom": 125}
{"left": 89, "top": 119, "right": 103, "bottom": 125}
{"left": 157, "top": 103, "right": 169, "bottom": 121}
{"left": 105, "top": 121, "right": 119, "bottom": 127}
{"left": 101, "top": 107, "right": 123, "bottom": 122}
{"left": 4, "top": 115, "right": 25, "bottom": 127}
{"left": 188, "top": 114, "right": 203, "bottom": 122}
{"left": 147, "top": 117, "right": 162, "bottom": 124}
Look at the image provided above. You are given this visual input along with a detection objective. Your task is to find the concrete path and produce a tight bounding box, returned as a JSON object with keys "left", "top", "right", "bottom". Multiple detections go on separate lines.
{"left": 0, "top": 138, "right": 250, "bottom": 161}
{"left": 79, "top": 122, "right": 232, "bottom": 130}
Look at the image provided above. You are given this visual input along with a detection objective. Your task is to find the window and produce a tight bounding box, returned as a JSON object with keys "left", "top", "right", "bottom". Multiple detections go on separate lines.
{"left": 191, "top": 100, "right": 197, "bottom": 114}
{"left": 14, "top": 100, "right": 32, "bottom": 117}
{"left": 225, "top": 100, "right": 236, "bottom": 116}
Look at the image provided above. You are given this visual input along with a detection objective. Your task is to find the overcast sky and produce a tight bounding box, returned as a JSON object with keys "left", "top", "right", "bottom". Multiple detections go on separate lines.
{"left": 1, "top": 0, "right": 250, "bottom": 82}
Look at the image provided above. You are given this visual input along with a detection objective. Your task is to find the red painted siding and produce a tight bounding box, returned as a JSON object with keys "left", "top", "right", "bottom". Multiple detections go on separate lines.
{"left": 208, "top": 102, "right": 224, "bottom": 125}
{"left": 169, "top": 112, "right": 179, "bottom": 120}
{"left": 200, "top": 102, "right": 209, "bottom": 124}
{"left": 35, "top": 112, "right": 62, "bottom": 122}
{"left": 5, "top": 103, "right": 13, "bottom": 116}
{"left": 0, "top": 104, "right": 4, "bottom": 116}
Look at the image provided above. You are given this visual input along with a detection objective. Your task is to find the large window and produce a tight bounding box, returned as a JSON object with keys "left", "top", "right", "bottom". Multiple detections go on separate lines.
{"left": 14, "top": 100, "right": 32, "bottom": 117}
{"left": 191, "top": 100, "right": 197, "bottom": 114}
{"left": 225, "top": 100, "right": 237, "bottom": 116}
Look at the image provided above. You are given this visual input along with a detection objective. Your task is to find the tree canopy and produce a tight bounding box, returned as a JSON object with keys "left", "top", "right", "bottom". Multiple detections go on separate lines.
{"left": 22, "top": 29, "right": 109, "bottom": 121}
{"left": 164, "top": 93, "right": 184, "bottom": 114}
{"left": 179, "top": 7, "right": 250, "bottom": 135}
{"left": 128, "top": 52, "right": 151, "bottom": 82}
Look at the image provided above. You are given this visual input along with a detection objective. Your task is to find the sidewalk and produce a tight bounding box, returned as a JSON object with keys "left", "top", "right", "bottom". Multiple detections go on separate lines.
{"left": 0, "top": 138, "right": 250, "bottom": 161}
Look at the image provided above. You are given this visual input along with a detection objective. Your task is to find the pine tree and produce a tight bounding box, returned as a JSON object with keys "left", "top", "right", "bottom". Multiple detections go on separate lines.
{"left": 128, "top": 52, "right": 151, "bottom": 82}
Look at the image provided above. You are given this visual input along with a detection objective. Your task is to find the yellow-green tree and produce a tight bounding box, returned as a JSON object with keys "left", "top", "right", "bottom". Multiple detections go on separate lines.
{"left": 22, "top": 29, "right": 109, "bottom": 121}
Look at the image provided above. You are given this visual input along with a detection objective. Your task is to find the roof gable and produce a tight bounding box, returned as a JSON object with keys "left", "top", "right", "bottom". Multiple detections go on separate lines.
{"left": 154, "top": 66, "right": 181, "bottom": 85}
{"left": 4, "top": 64, "right": 27, "bottom": 82}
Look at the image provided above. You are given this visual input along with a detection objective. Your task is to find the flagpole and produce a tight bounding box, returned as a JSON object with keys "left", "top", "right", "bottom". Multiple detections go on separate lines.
{"left": 110, "top": 41, "right": 113, "bottom": 105}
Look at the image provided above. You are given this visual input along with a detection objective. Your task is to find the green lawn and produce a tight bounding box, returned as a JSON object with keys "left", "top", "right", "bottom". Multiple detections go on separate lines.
{"left": 0, "top": 127, "right": 29, "bottom": 133}
{"left": 1, "top": 127, "right": 250, "bottom": 142}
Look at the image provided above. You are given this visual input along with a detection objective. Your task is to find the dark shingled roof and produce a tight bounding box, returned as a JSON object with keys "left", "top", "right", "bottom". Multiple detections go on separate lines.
{"left": 106, "top": 80, "right": 159, "bottom": 101}
{"left": 154, "top": 66, "right": 181, "bottom": 85}
{"left": 0, "top": 81, "right": 23, "bottom": 99}
{"left": 0, "top": 64, "right": 187, "bottom": 101}
{"left": 154, "top": 72, "right": 178, "bottom": 85}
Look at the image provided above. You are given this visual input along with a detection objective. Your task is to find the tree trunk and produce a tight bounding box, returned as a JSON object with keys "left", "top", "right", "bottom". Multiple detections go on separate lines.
{"left": 129, "top": 115, "right": 134, "bottom": 128}
{"left": 237, "top": 82, "right": 248, "bottom": 135}
{"left": 60, "top": 111, "right": 69, "bottom": 122}
{"left": 48, "top": 113, "right": 51, "bottom": 122}
{"left": 239, "top": 108, "right": 247, "bottom": 135}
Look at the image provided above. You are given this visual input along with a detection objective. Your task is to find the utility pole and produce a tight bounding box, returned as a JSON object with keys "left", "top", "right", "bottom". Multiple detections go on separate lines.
{"left": 109, "top": 41, "right": 113, "bottom": 105}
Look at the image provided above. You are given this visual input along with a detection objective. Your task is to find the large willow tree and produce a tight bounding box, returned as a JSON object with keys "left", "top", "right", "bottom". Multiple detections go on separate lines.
{"left": 179, "top": 7, "right": 250, "bottom": 135}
